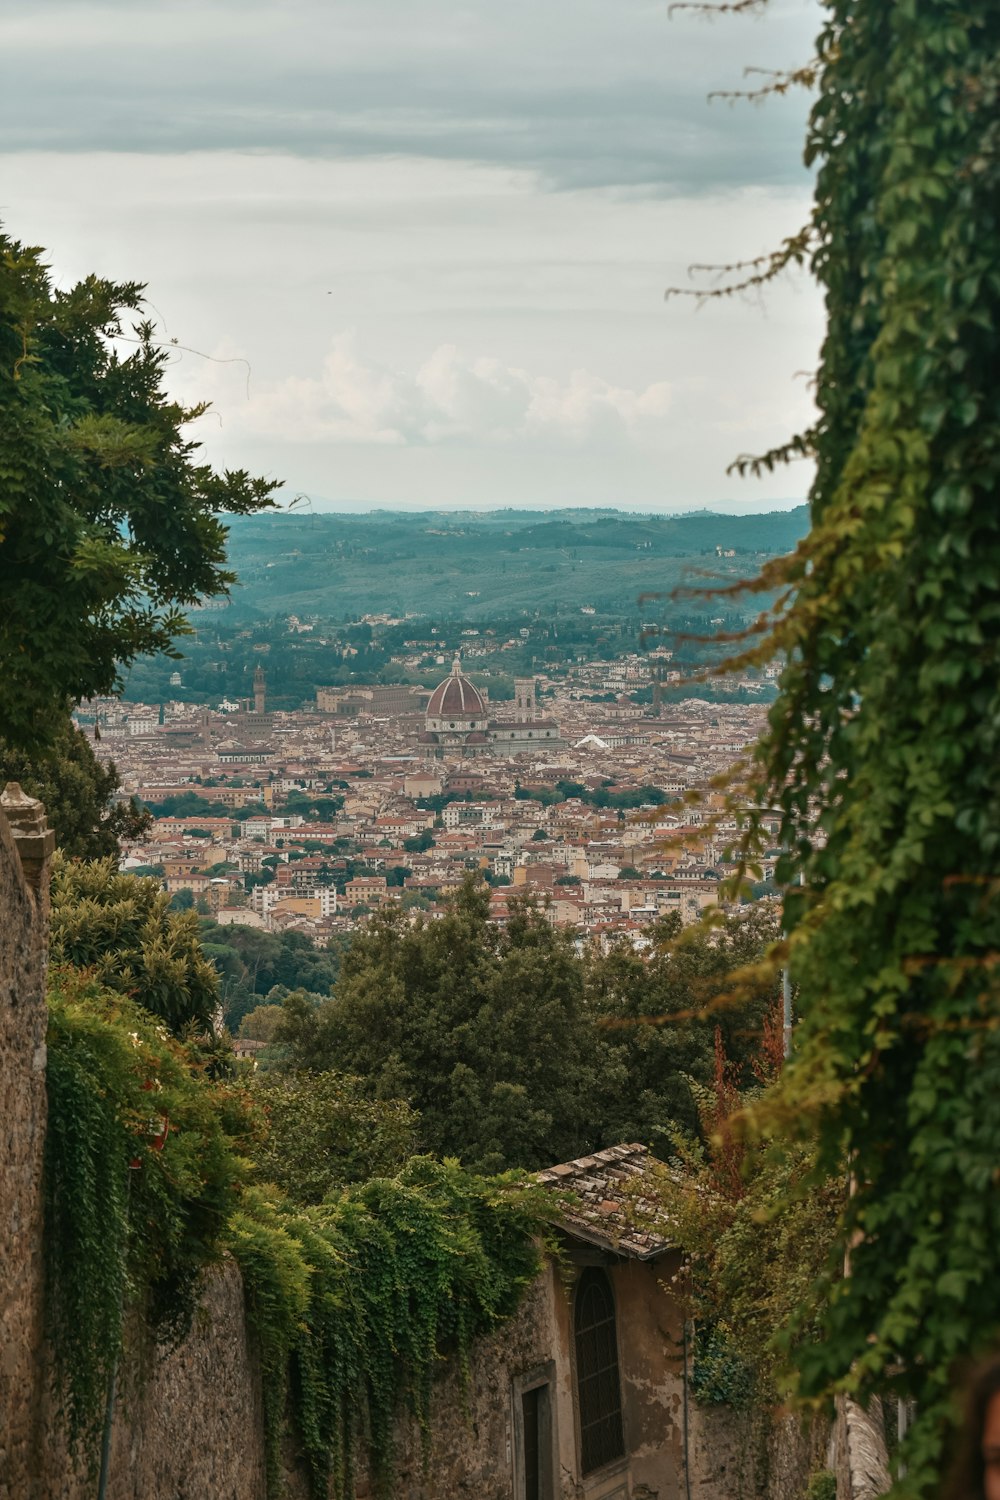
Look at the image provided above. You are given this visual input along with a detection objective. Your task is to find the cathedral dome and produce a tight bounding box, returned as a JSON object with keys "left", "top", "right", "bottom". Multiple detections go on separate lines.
{"left": 426, "top": 659, "right": 486, "bottom": 719}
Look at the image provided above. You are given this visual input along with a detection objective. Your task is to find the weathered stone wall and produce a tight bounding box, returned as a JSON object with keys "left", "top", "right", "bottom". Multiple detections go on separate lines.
{"left": 43, "top": 1260, "right": 267, "bottom": 1500}
{"left": 0, "top": 797, "right": 267, "bottom": 1500}
{"left": 353, "top": 1274, "right": 560, "bottom": 1500}
{"left": 0, "top": 795, "right": 52, "bottom": 1500}
{"left": 768, "top": 1409, "right": 834, "bottom": 1500}
{"left": 689, "top": 1386, "right": 833, "bottom": 1500}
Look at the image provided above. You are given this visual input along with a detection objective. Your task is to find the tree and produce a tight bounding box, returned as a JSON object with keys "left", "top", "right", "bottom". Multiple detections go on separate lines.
{"left": 274, "top": 879, "right": 625, "bottom": 1173}
{"left": 238, "top": 1004, "right": 286, "bottom": 1044}
{"left": 247, "top": 1071, "right": 418, "bottom": 1204}
{"left": 681, "top": 2, "right": 1000, "bottom": 1489}
{"left": 50, "top": 856, "right": 220, "bottom": 1032}
{"left": 644, "top": 1029, "right": 840, "bottom": 1411}
{"left": 0, "top": 716, "right": 150, "bottom": 858}
{"left": 586, "top": 908, "right": 782, "bottom": 1150}
{"left": 403, "top": 829, "right": 435, "bottom": 853}
{"left": 0, "top": 231, "right": 279, "bottom": 750}
{"left": 193, "top": 920, "right": 342, "bottom": 1028}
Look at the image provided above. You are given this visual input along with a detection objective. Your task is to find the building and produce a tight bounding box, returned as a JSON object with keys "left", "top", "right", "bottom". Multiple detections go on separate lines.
{"left": 417, "top": 660, "right": 565, "bottom": 759}
{"left": 377, "top": 1142, "right": 748, "bottom": 1500}
{"left": 317, "top": 684, "right": 430, "bottom": 717}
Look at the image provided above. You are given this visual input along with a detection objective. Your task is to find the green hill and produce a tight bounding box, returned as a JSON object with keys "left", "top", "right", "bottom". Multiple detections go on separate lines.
{"left": 217, "top": 507, "right": 808, "bottom": 622}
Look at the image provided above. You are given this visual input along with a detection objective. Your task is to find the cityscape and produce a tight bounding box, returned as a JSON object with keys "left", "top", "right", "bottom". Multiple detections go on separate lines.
{"left": 86, "top": 611, "right": 780, "bottom": 988}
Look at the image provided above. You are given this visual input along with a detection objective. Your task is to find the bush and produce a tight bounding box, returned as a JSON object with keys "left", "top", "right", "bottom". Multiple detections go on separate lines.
{"left": 50, "top": 855, "right": 220, "bottom": 1032}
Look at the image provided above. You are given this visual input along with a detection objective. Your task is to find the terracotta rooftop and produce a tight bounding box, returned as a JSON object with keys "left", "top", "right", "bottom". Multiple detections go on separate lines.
{"left": 536, "top": 1143, "right": 672, "bottom": 1260}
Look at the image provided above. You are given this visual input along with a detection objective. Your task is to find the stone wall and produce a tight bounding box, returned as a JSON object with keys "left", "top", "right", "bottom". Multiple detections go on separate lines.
{"left": 44, "top": 1260, "right": 267, "bottom": 1500}
{"left": 0, "top": 791, "right": 53, "bottom": 1500}
{"left": 833, "top": 1397, "right": 890, "bottom": 1500}
{"left": 0, "top": 796, "right": 268, "bottom": 1500}
{"left": 689, "top": 1401, "right": 833, "bottom": 1500}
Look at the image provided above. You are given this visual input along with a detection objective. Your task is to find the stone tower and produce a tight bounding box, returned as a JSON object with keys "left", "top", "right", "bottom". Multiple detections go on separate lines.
{"left": 514, "top": 677, "right": 536, "bottom": 723}
{"left": 253, "top": 664, "right": 266, "bottom": 715}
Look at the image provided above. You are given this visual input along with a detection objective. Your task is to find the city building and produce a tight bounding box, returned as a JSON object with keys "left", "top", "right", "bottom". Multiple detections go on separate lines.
{"left": 417, "top": 661, "right": 565, "bottom": 759}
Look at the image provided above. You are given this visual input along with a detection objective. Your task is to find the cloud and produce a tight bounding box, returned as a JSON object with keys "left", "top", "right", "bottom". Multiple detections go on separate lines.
{"left": 201, "top": 334, "right": 673, "bottom": 449}
{"left": 0, "top": 0, "right": 820, "bottom": 193}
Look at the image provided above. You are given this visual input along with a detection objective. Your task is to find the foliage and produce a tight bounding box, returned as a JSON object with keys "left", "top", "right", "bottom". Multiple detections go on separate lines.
{"left": 274, "top": 879, "right": 626, "bottom": 1172}
{"left": 0, "top": 714, "right": 150, "bottom": 857}
{"left": 43, "top": 970, "right": 255, "bottom": 1458}
{"left": 194, "top": 920, "right": 342, "bottom": 1028}
{"left": 586, "top": 908, "right": 782, "bottom": 1147}
{"left": 515, "top": 778, "right": 671, "bottom": 811}
{"left": 238, "top": 1002, "right": 286, "bottom": 1043}
{"left": 141, "top": 791, "right": 235, "bottom": 819}
{"left": 671, "top": 4, "right": 1000, "bottom": 1486}
{"left": 50, "top": 855, "right": 220, "bottom": 1032}
{"left": 641, "top": 1028, "right": 840, "bottom": 1409}
{"left": 0, "top": 231, "right": 278, "bottom": 750}
{"left": 227, "top": 1159, "right": 555, "bottom": 1500}
{"left": 806, "top": 1471, "right": 838, "bottom": 1500}
{"left": 247, "top": 1071, "right": 418, "bottom": 1204}
{"left": 402, "top": 829, "right": 435, "bottom": 852}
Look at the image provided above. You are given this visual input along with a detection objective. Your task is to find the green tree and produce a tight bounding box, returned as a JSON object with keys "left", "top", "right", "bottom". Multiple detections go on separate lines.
{"left": 644, "top": 1032, "right": 840, "bottom": 1410}
{"left": 402, "top": 829, "right": 434, "bottom": 853}
{"left": 0, "top": 716, "right": 150, "bottom": 858}
{"left": 50, "top": 856, "right": 220, "bottom": 1032}
{"left": 0, "top": 231, "right": 278, "bottom": 750}
{"left": 238, "top": 1003, "right": 286, "bottom": 1043}
{"left": 275, "top": 880, "right": 624, "bottom": 1173}
{"left": 195, "top": 921, "right": 342, "bottom": 1028}
{"left": 248, "top": 1071, "right": 418, "bottom": 1204}
{"left": 586, "top": 908, "right": 781, "bottom": 1150}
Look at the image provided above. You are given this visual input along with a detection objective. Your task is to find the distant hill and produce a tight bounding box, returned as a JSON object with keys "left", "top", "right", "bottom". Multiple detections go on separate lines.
{"left": 218, "top": 507, "right": 809, "bottom": 622}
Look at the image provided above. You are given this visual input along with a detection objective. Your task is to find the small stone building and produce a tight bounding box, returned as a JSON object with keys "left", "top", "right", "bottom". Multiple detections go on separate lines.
{"left": 515, "top": 1144, "right": 686, "bottom": 1500}
{"left": 382, "top": 1144, "right": 696, "bottom": 1500}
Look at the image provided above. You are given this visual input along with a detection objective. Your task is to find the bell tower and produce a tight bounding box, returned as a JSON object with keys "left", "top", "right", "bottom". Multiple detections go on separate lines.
{"left": 253, "top": 665, "right": 266, "bottom": 715}
{"left": 514, "top": 677, "right": 536, "bottom": 723}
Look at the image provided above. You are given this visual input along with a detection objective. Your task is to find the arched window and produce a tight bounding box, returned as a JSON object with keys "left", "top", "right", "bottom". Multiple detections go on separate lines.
{"left": 574, "top": 1269, "right": 625, "bottom": 1474}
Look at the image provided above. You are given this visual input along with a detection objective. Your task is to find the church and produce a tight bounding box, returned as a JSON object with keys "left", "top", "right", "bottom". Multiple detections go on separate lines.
{"left": 417, "top": 659, "right": 565, "bottom": 759}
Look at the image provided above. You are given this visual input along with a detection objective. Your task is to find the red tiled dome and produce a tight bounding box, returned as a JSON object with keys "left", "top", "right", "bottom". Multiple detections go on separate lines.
{"left": 427, "top": 659, "right": 486, "bottom": 718}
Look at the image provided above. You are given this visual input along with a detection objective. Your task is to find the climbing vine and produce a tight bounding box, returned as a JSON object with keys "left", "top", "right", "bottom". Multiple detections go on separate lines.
{"left": 43, "top": 972, "right": 554, "bottom": 1495}
{"left": 43, "top": 968, "right": 254, "bottom": 1459}
{"left": 229, "top": 1160, "right": 554, "bottom": 1500}
{"left": 679, "top": 2, "right": 1000, "bottom": 1493}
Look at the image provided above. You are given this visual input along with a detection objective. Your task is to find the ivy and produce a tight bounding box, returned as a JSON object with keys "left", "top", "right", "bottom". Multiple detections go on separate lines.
{"left": 43, "top": 971, "right": 554, "bottom": 1497}
{"left": 228, "top": 1160, "right": 554, "bottom": 1500}
{"left": 684, "top": 2, "right": 1000, "bottom": 1492}
{"left": 43, "top": 969, "right": 255, "bottom": 1461}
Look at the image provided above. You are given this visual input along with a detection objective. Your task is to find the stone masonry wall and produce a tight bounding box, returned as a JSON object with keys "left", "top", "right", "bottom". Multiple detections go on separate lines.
{"left": 0, "top": 795, "right": 51, "bottom": 1500}
{"left": 43, "top": 1259, "right": 267, "bottom": 1500}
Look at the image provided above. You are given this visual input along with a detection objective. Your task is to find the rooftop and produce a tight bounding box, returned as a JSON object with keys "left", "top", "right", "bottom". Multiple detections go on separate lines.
{"left": 536, "top": 1142, "right": 671, "bottom": 1260}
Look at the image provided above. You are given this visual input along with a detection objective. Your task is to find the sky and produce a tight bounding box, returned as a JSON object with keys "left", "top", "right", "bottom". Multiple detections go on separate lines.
{"left": 0, "top": 0, "right": 824, "bottom": 514}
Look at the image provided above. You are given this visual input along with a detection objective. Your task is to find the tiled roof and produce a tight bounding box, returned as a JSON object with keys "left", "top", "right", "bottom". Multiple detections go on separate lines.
{"left": 536, "top": 1143, "right": 672, "bottom": 1260}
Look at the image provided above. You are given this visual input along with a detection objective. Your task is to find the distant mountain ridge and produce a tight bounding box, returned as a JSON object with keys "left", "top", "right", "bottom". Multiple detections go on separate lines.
{"left": 218, "top": 506, "right": 809, "bottom": 622}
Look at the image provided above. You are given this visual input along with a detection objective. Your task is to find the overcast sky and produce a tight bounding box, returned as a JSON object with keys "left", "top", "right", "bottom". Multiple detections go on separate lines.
{"left": 1, "top": 0, "right": 824, "bottom": 513}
